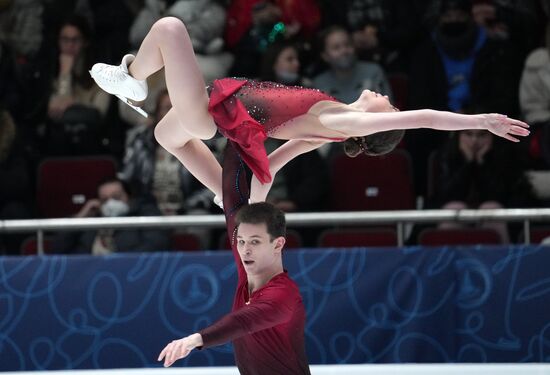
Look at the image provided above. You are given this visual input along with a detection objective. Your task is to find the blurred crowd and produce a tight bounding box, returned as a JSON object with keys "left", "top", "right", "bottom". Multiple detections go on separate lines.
{"left": 1, "top": 0, "right": 550, "bottom": 254}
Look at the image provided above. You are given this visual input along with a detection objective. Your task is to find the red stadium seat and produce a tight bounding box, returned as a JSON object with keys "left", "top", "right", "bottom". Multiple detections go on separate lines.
{"left": 387, "top": 73, "right": 409, "bottom": 111}
{"left": 329, "top": 149, "right": 415, "bottom": 211}
{"left": 531, "top": 227, "right": 550, "bottom": 244}
{"left": 20, "top": 236, "right": 54, "bottom": 255}
{"left": 518, "top": 226, "right": 550, "bottom": 244}
{"left": 37, "top": 157, "right": 117, "bottom": 218}
{"left": 418, "top": 228, "right": 503, "bottom": 246}
{"left": 318, "top": 228, "right": 398, "bottom": 247}
{"left": 319, "top": 228, "right": 397, "bottom": 247}
{"left": 172, "top": 232, "right": 202, "bottom": 251}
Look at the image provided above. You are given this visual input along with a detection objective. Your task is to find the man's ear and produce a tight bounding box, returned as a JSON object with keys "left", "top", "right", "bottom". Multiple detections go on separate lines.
{"left": 321, "top": 51, "right": 329, "bottom": 63}
{"left": 273, "top": 236, "right": 286, "bottom": 254}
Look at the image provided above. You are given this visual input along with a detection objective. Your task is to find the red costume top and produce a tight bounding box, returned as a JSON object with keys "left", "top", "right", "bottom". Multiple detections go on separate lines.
{"left": 198, "top": 142, "right": 310, "bottom": 375}
{"left": 207, "top": 78, "right": 340, "bottom": 184}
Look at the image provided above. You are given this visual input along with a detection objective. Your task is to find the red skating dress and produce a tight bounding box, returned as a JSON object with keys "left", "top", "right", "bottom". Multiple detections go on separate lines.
{"left": 207, "top": 78, "right": 341, "bottom": 184}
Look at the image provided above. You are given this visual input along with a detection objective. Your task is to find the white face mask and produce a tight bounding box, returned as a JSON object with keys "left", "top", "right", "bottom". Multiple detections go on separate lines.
{"left": 101, "top": 199, "right": 130, "bottom": 217}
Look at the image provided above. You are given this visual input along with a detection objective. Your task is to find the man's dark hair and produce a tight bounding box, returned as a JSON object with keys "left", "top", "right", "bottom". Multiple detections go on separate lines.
{"left": 97, "top": 177, "right": 132, "bottom": 197}
{"left": 236, "top": 202, "right": 286, "bottom": 240}
{"left": 317, "top": 25, "right": 350, "bottom": 53}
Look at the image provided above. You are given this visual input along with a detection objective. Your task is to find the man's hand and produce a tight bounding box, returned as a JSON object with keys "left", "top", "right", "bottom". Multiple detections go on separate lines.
{"left": 480, "top": 114, "right": 529, "bottom": 142}
{"left": 75, "top": 199, "right": 101, "bottom": 218}
{"left": 158, "top": 333, "right": 203, "bottom": 367}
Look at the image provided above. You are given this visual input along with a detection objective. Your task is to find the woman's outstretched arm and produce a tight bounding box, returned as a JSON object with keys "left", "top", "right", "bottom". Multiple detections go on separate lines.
{"left": 249, "top": 139, "right": 326, "bottom": 203}
{"left": 320, "top": 107, "right": 530, "bottom": 142}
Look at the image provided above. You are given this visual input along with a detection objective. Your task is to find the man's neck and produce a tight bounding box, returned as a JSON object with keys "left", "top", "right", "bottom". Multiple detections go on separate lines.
{"left": 333, "top": 66, "right": 355, "bottom": 79}
{"left": 247, "top": 265, "right": 284, "bottom": 293}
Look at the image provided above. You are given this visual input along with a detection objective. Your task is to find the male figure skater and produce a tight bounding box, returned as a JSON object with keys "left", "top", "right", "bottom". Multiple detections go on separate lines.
{"left": 158, "top": 144, "right": 310, "bottom": 374}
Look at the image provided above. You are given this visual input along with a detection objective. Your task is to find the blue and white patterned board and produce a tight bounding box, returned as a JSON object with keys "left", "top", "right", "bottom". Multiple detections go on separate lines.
{"left": 1, "top": 363, "right": 550, "bottom": 375}
{"left": 1, "top": 246, "right": 550, "bottom": 371}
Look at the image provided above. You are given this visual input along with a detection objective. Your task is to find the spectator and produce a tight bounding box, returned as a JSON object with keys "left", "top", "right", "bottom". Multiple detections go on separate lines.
{"left": 0, "top": 106, "right": 33, "bottom": 255}
{"left": 52, "top": 177, "right": 170, "bottom": 254}
{"left": 427, "top": 130, "right": 536, "bottom": 243}
{"left": 312, "top": 25, "right": 393, "bottom": 104}
{"left": 345, "top": 0, "right": 428, "bottom": 73}
{"left": 118, "top": 90, "right": 215, "bottom": 215}
{"left": 0, "top": 0, "right": 49, "bottom": 131}
{"left": 0, "top": 42, "right": 20, "bottom": 120}
{"left": 520, "top": 20, "right": 550, "bottom": 168}
{"left": 406, "top": 0, "right": 522, "bottom": 196}
{"left": 0, "top": 0, "right": 43, "bottom": 59}
{"left": 471, "top": 0, "right": 545, "bottom": 57}
{"left": 44, "top": 15, "right": 110, "bottom": 156}
{"left": 129, "top": 0, "right": 232, "bottom": 83}
{"left": 258, "top": 41, "right": 330, "bottom": 213}
{"left": 226, "top": 0, "right": 321, "bottom": 77}
{"left": 72, "top": 0, "right": 137, "bottom": 64}
{"left": 259, "top": 40, "right": 311, "bottom": 86}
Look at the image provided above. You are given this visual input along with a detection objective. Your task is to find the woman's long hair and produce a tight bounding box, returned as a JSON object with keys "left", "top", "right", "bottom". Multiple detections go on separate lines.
{"left": 54, "top": 15, "right": 95, "bottom": 89}
{"left": 343, "top": 130, "right": 404, "bottom": 157}
{"left": 259, "top": 40, "right": 300, "bottom": 82}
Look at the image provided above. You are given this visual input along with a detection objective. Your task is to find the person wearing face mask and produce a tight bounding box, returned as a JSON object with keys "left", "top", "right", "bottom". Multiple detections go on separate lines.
{"left": 406, "top": 0, "right": 522, "bottom": 197}
{"left": 312, "top": 25, "right": 393, "bottom": 104}
{"left": 257, "top": 42, "right": 330, "bottom": 244}
{"left": 89, "top": 16, "right": 529, "bottom": 210}
{"left": 52, "top": 177, "right": 170, "bottom": 255}
{"left": 259, "top": 41, "right": 310, "bottom": 86}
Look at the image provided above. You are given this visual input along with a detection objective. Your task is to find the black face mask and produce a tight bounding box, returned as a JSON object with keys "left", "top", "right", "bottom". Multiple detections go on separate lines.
{"left": 435, "top": 20, "right": 479, "bottom": 59}
{"left": 439, "top": 21, "right": 470, "bottom": 37}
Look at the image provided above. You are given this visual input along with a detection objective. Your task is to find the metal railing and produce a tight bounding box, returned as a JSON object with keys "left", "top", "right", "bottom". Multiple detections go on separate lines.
{"left": 2, "top": 208, "right": 550, "bottom": 254}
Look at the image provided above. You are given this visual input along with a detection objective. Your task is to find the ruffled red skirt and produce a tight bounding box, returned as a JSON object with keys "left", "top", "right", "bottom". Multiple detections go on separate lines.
{"left": 208, "top": 78, "right": 272, "bottom": 183}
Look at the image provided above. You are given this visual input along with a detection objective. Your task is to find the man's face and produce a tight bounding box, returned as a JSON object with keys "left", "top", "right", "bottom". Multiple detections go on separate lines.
{"left": 237, "top": 222, "right": 285, "bottom": 275}
{"left": 98, "top": 181, "right": 129, "bottom": 205}
{"left": 322, "top": 30, "right": 356, "bottom": 70}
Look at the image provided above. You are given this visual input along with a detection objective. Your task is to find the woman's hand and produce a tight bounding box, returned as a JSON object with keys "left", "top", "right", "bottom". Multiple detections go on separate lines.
{"left": 480, "top": 113, "right": 529, "bottom": 142}
{"left": 158, "top": 333, "right": 203, "bottom": 367}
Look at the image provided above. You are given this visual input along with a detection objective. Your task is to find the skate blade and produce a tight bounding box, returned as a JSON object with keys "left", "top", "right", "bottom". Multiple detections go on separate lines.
{"left": 115, "top": 94, "right": 148, "bottom": 118}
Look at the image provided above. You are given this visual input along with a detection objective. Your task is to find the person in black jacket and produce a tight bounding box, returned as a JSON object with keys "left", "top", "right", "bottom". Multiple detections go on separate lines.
{"left": 0, "top": 107, "right": 33, "bottom": 255}
{"left": 52, "top": 177, "right": 170, "bottom": 254}
{"left": 427, "top": 129, "right": 536, "bottom": 242}
{"left": 406, "top": 0, "right": 524, "bottom": 196}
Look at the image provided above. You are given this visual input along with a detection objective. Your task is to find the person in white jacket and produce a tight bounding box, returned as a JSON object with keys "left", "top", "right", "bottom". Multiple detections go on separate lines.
{"left": 519, "top": 23, "right": 550, "bottom": 166}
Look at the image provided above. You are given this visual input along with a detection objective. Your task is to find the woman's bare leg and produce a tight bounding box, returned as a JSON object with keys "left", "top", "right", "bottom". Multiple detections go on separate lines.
{"left": 128, "top": 17, "right": 217, "bottom": 140}
{"left": 155, "top": 108, "right": 222, "bottom": 197}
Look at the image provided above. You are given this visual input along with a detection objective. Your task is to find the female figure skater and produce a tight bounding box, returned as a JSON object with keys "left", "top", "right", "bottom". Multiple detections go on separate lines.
{"left": 90, "top": 17, "right": 529, "bottom": 205}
